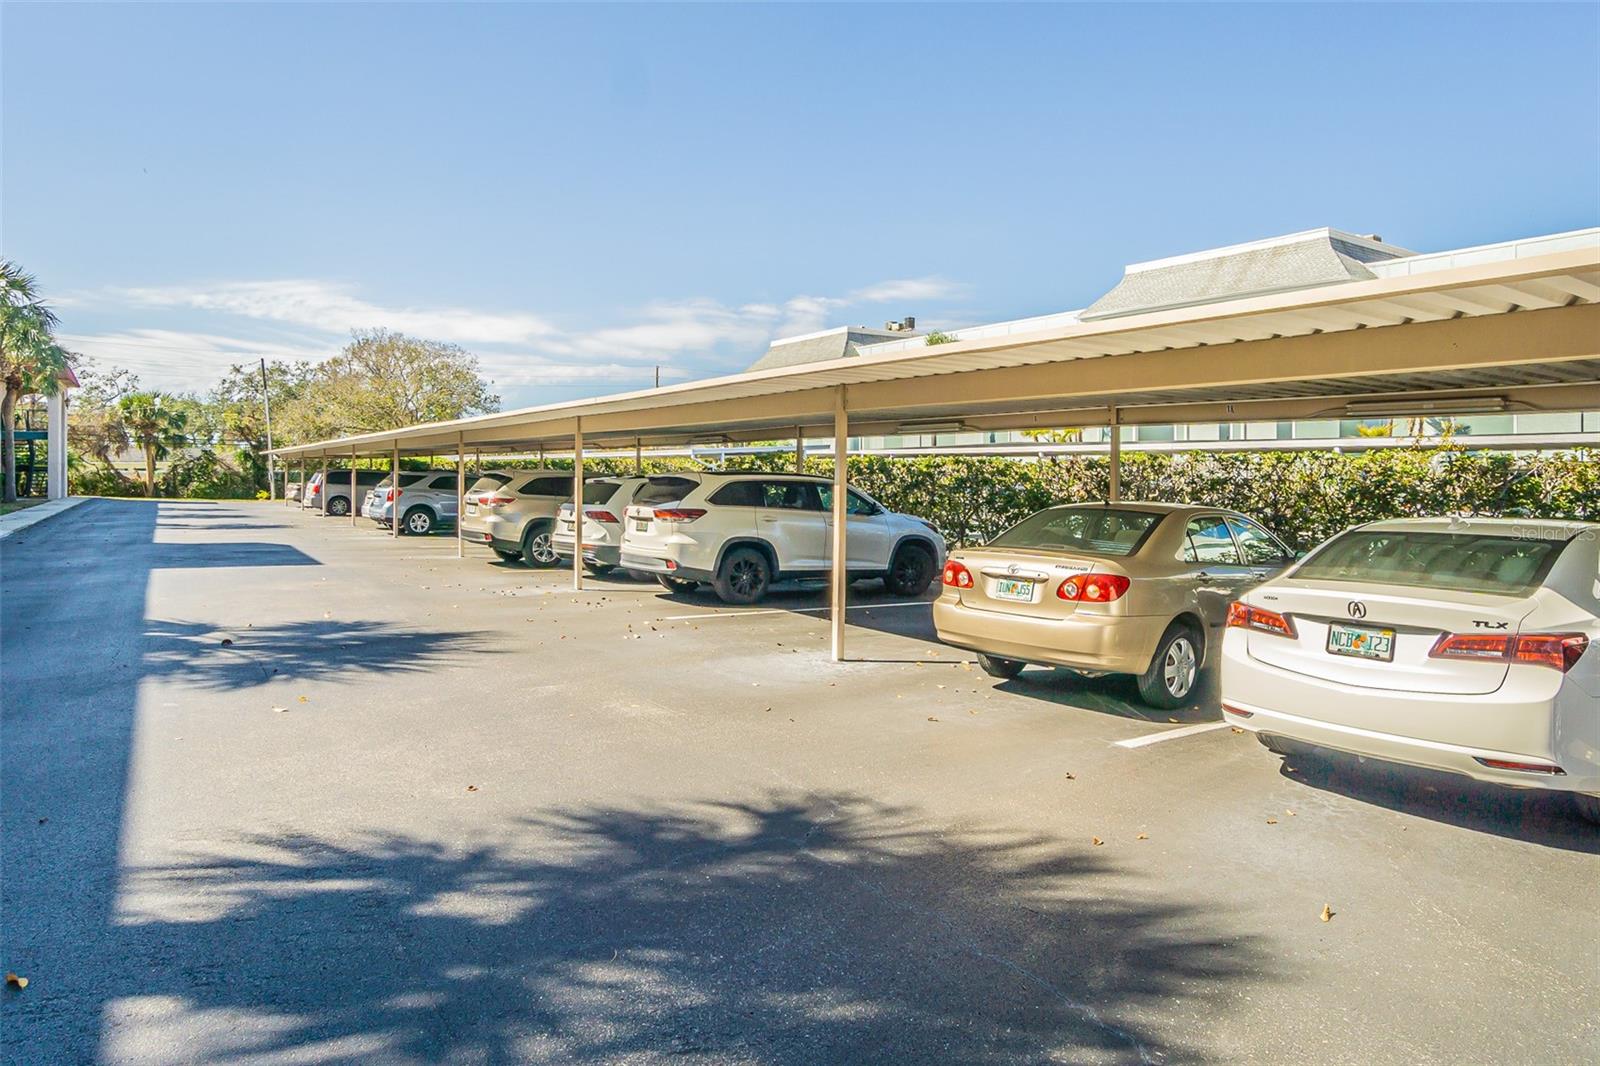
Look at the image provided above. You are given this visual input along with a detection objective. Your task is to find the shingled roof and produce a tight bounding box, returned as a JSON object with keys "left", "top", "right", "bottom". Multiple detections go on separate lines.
{"left": 1081, "top": 228, "right": 1415, "bottom": 320}
{"left": 746, "top": 325, "right": 915, "bottom": 372}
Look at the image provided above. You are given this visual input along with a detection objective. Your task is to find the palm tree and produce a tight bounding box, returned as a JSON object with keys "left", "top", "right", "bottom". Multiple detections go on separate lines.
{"left": 0, "top": 260, "right": 65, "bottom": 502}
{"left": 118, "top": 392, "right": 188, "bottom": 496}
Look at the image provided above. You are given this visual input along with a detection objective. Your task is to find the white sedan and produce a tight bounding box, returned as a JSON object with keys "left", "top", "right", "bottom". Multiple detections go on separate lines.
{"left": 1221, "top": 517, "right": 1600, "bottom": 823}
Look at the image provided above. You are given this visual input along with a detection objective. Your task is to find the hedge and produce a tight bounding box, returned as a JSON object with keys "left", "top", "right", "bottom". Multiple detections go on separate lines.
{"left": 546, "top": 446, "right": 1597, "bottom": 551}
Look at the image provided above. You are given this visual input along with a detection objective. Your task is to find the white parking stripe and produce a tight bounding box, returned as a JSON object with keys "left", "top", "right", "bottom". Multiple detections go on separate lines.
{"left": 1114, "top": 721, "right": 1231, "bottom": 749}
{"left": 656, "top": 601, "right": 929, "bottom": 622}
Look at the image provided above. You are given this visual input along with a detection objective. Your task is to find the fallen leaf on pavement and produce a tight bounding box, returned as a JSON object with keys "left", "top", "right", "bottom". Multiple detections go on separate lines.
{"left": 1285, "top": 810, "right": 1296, "bottom": 817}
{"left": 1063, "top": 772, "right": 1075, "bottom": 780}
{"left": 297, "top": 696, "right": 308, "bottom": 703}
{"left": 1320, "top": 904, "right": 1334, "bottom": 922}
{"left": 926, "top": 716, "right": 939, "bottom": 722}
{"left": 1091, "top": 837, "right": 1104, "bottom": 846}
{"left": 272, "top": 706, "right": 288, "bottom": 713}
{"left": 1230, "top": 727, "right": 1244, "bottom": 734}
{"left": 1266, "top": 818, "right": 1278, "bottom": 825}
{"left": 466, "top": 785, "right": 479, "bottom": 792}
{"left": 1136, "top": 833, "right": 1149, "bottom": 840}
{"left": 4, "top": 973, "right": 26, "bottom": 989}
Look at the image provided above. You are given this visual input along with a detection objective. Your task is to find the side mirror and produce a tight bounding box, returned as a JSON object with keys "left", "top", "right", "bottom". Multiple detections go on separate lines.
{"left": 1294, "top": 550, "right": 1309, "bottom": 561}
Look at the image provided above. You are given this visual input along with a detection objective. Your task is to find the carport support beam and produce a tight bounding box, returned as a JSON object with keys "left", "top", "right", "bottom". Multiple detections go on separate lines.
{"left": 1107, "top": 406, "right": 1121, "bottom": 503}
{"left": 634, "top": 438, "right": 642, "bottom": 475}
{"left": 830, "top": 389, "right": 848, "bottom": 662}
{"left": 456, "top": 432, "right": 464, "bottom": 560}
{"left": 350, "top": 450, "right": 357, "bottom": 527}
{"left": 391, "top": 443, "right": 400, "bottom": 538}
{"left": 572, "top": 418, "right": 584, "bottom": 592}
{"left": 794, "top": 428, "right": 804, "bottom": 473}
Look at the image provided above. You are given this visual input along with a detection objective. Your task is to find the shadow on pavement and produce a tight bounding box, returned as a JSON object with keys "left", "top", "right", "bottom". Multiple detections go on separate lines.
{"left": 99, "top": 793, "right": 1270, "bottom": 1064}
{"left": 1274, "top": 747, "right": 1599, "bottom": 853}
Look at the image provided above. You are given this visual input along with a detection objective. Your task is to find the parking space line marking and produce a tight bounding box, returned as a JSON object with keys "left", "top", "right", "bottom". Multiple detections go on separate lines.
{"left": 656, "top": 601, "right": 929, "bottom": 622}
{"left": 1114, "top": 721, "right": 1230, "bottom": 749}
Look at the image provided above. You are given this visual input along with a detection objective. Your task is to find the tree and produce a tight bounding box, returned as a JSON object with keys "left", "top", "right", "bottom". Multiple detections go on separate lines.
{"left": 68, "top": 360, "right": 138, "bottom": 467}
{"left": 277, "top": 329, "right": 499, "bottom": 440}
{"left": 118, "top": 392, "right": 188, "bottom": 496}
{"left": 0, "top": 260, "right": 67, "bottom": 502}
{"left": 210, "top": 360, "right": 316, "bottom": 488}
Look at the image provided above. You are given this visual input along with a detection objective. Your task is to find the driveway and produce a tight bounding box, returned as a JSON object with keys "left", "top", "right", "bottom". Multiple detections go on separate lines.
{"left": 3, "top": 499, "right": 1596, "bottom": 1064}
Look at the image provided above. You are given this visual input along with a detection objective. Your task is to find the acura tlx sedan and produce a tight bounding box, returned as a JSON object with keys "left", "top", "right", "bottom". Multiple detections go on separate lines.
{"left": 1221, "top": 517, "right": 1600, "bottom": 824}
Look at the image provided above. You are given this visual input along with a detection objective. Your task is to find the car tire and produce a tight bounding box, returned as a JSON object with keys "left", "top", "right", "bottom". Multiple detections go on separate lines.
{"left": 326, "top": 496, "right": 350, "bottom": 517}
{"left": 1137, "top": 622, "right": 1201, "bottom": 709}
{"left": 583, "top": 562, "right": 616, "bottom": 576}
{"left": 403, "top": 508, "right": 434, "bottom": 536}
{"left": 521, "top": 521, "right": 560, "bottom": 569}
{"left": 1572, "top": 793, "right": 1600, "bottom": 826}
{"left": 714, "top": 547, "right": 771, "bottom": 605}
{"left": 656, "top": 575, "right": 699, "bottom": 594}
{"left": 884, "top": 542, "right": 936, "bottom": 596}
{"left": 978, "top": 653, "right": 1025, "bottom": 680}
{"left": 493, "top": 548, "right": 521, "bottom": 562}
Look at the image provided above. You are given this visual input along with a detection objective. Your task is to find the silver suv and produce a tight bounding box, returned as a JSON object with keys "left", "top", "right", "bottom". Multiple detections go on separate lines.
{"left": 306, "top": 469, "right": 388, "bottom": 517}
{"left": 461, "top": 469, "right": 573, "bottom": 567}
{"left": 620, "top": 472, "right": 946, "bottom": 605}
{"left": 363, "top": 470, "right": 461, "bottom": 535}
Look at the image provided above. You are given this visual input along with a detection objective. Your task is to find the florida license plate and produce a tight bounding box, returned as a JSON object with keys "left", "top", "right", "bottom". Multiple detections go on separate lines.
{"left": 993, "top": 577, "right": 1035, "bottom": 602}
{"left": 1327, "top": 623, "right": 1395, "bottom": 661}
{"left": 635, "top": 519, "right": 649, "bottom": 531}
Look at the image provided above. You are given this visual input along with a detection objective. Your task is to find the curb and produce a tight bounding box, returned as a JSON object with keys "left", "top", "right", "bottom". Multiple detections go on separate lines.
{"left": 0, "top": 497, "right": 91, "bottom": 541}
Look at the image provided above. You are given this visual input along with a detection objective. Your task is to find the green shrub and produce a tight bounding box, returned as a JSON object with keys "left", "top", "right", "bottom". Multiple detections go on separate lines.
{"left": 68, "top": 461, "right": 143, "bottom": 497}
{"left": 159, "top": 450, "right": 259, "bottom": 499}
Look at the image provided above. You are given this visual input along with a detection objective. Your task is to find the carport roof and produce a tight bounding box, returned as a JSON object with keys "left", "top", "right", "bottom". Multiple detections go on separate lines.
{"left": 272, "top": 232, "right": 1600, "bottom": 459}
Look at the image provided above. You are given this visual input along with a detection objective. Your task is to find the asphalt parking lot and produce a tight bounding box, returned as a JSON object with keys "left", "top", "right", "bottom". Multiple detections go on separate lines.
{"left": 3, "top": 498, "right": 1596, "bottom": 1065}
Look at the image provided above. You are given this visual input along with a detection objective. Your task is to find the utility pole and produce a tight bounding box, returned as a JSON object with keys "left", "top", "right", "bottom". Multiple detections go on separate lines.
{"left": 260, "top": 358, "right": 276, "bottom": 501}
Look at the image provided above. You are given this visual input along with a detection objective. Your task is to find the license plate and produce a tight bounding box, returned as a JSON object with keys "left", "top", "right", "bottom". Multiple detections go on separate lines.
{"left": 466, "top": 503, "right": 477, "bottom": 515}
{"left": 993, "top": 577, "right": 1035, "bottom": 602}
{"left": 635, "top": 519, "right": 649, "bottom": 532}
{"left": 1327, "top": 623, "right": 1395, "bottom": 661}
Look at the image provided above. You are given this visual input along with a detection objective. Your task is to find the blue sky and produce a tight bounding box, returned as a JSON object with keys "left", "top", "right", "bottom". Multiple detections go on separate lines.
{"left": 5, "top": 2, "right": 1597, "bottom": 408}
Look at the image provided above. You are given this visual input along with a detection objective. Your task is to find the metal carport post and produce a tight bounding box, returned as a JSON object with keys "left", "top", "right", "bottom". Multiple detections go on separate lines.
{"left": 830, "top": 388, "right": 848, "bottom": 661}
{"left": 349, "top": 450, "right": 357, "bottom": 527}
{"left": 572, "top": 418, "right": 584, "bottom": 592}
{"left": 1108, "top": 406, "right": 1121, "bottom": 502}
{"left": 456, "top": 431, "right": 464, "bottom": 560}
{"left": 390, "top": 441, "right": 400, "bottom": 538}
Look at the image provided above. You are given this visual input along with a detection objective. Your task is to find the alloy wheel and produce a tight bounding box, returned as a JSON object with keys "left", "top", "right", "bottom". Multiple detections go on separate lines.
{"left": 1163, "top": 636, "right": 1198, "bottom": 699}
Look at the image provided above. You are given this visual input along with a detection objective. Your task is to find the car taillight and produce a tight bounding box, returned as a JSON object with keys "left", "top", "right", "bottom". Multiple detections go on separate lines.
{"left": 1514, "top": 633, "right": 1588, "bottom": 672}
{"left": 1226, "top": 601, "right": 1296, "bottom": 638}
{"left": 311, "top": 484, "right": 321, "bottom": 495}
{"left": 1429, "top": 634, "right": 1511, "bottom": 661}
{"left": 584, "top": 509, "right": 620, "bottom": 524}
{"left": 653, "top": 508, "right": 705, "bottom": 523}
{"left": 1427, "top": 632, "right": 1586, "bottom": 671}
{"left": 1056, "top": 573, "right": 1130, "bottom": 602}
{"left": 483, "top": 495, "right": 515, "bottom": 507}
{"left": 385, "top": 489, "right": 395, "bottom": 502}
{"left": 942, "top": 560, "right": 974, "bottom": 588}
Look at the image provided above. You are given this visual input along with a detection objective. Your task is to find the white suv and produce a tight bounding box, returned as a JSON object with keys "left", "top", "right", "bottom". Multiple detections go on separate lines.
{"left": 620, "top": 472, "right": 945, "bottom": 605}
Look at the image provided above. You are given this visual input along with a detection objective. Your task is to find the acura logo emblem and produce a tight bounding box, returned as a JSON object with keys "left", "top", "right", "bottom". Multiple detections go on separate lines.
{"left": 1347, "top": 601, "right": 1367, "bottom": 619}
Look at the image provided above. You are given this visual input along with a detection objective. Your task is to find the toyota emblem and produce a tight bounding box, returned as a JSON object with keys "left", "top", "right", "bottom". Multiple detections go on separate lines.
{"left": 1347, "top": 601, "right": 1367, "bottom": 619}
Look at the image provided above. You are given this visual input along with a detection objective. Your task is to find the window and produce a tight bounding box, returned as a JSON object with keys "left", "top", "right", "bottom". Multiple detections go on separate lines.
{"left": 760, "top": 481, "right": 823, "bottom": 511}
{"left": 1183, "top": 516, "right": 1241, "bottom": 565}
{"left": 431, "top": 474, "right": 457, "bottom": 492}
{"left": 467, "top": 474, "right": 511, "bottom": 493}
{"left": 517, "top": 476, "right": 570, "bottom": 498}
{"left": 398, "top": 473, "right": 427, "bottom": 487}
{"left": 634, "top": 476, "right": 699, "bottom": 507}
{"left": 1226, "top": 517, "right": 1289, "bottom": 565}
{"left": 816, "top": 486, "right": 882, "bottom": 516}
{"left": 1294, "top": 530, "right": 1566, "bottom": 596}
{"left": 708, "top": 481, "right": 763, "bottom": 507}
{"left": 988, "top": 507, "right": 1161, "bottom": 557}
{"left": 582, "top": 479, "right": 621, "bottom": 505}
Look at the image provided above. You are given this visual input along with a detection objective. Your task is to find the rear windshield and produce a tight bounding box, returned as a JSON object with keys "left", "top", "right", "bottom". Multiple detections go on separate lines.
{"left": 516, "top": 476, "right": 571, "bottom": 497}
{"left": 633, "top": 476, "right": 699, "bottom": 507}
{"left": 583, "top": 479, "right": 622, "bottom": 505}
{"left": 1294, "top": 530, "right": 1567, "bottom": 596}
{"left": 987, "top": 506, "right": 1163, "bottom": 557}
{"left": 468, "top": 473, "right": 511, "bottom": 492}
{"left": 377, "top": 473, "right": 428, "bottom": 489}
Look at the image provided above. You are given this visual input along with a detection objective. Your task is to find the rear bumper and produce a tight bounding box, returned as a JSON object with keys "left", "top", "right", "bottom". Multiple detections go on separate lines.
{"left": 931, "top": 596, "right": 1168, "bottom": 675}
{"left": 1222, "top": 632, "right": 1599, "bottom": 793}
{"left": 620, "top": 550, "right": 713, "bottom": 582}
{"left": 554, "top": 530, "right": 621, "bottom": 566}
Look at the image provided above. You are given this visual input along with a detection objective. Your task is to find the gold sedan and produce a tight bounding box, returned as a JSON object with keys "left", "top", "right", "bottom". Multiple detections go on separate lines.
{"left": 932, "top": 502, "right": 1295, "bottom": 708}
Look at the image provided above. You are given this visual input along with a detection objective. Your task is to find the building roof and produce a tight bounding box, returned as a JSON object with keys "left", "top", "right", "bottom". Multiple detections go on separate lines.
{"left": 1081, "top": 228, "right": 1415, "bottom": 320}
{"left": 746, "top": 326, "right": 918, "bottom": 372}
